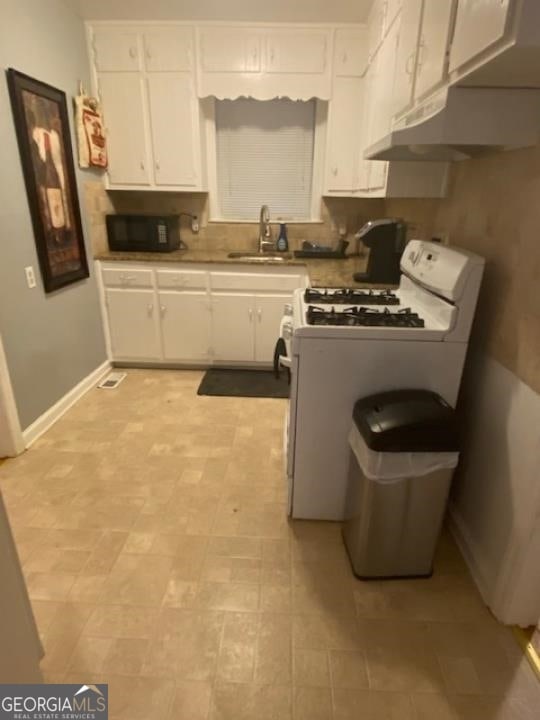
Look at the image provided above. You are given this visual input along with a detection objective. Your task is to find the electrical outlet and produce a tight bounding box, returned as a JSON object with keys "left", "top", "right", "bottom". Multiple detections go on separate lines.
{"left": 191, "top": 215, "right": 199, "bottom": 234}
{"left": 25, "top": 266, "right": 36, "bottom": 289}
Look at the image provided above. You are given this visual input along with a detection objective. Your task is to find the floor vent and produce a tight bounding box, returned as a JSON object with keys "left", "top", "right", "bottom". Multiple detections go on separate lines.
{"left": 97, "top": 372, "right": 127, "bottom": 390}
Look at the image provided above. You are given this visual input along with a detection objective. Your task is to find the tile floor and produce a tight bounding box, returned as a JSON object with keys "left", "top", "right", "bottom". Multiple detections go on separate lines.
{"left": 0, "top": 369, "right": 538, "bottom": 719}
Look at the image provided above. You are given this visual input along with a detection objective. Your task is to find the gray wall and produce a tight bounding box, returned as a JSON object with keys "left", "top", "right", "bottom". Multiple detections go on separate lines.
{"left": 0, "top": 0, "right": 106, "bottom": 429}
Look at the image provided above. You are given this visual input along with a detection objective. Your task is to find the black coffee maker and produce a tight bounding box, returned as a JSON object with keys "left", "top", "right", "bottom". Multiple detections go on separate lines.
{"left": 353, "top": 219, "right": 406, "bottom": 285}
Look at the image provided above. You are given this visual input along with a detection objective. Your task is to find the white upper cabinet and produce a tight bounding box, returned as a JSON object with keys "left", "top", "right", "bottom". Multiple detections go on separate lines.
{"left": 196, "top": 26, "right": 331, "bottom": 99}
{"left": 142, "top": 26, "right": 194, "bottom": 72}
{"left": 333, "top": 27, "right": 369, "bottom": 77}
{"left": 393, "top": 0, "right": 424, "bottom": 118}
{"left": 265, "top": 30, "right": 328, "bottom": 74}
{"left": 384, "top": 0, "right": 404, "bottom": 34}
{"left": 93, "top": 24, "right": 204, "bottom": 191}
{"left": 199, "top": 28, "right": 261, "bottom": 73}
{"left": 147, "top": 74, "right": 200, "bottom": 187}
{"left": 414, "top": 0, "right": 456, "bottom": 101}
{"left": 449, "top": 0, "right": 511, "bottom": 73}
{"left": 93, "top": 27, "right": 141, "bottom": 71}
{"left": 98, "top": 73, "right": 151, "bottom": 185}
{"left": 367, "top": 0, "right": 387, "bottom": 60}
{"left": 324, "top": 77, "right": 365, "bottom": 193}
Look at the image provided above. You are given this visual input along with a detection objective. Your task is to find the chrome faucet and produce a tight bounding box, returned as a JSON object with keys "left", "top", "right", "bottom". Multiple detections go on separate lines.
{"left": 259, "top": 205, "right": 274, "bottom": 253}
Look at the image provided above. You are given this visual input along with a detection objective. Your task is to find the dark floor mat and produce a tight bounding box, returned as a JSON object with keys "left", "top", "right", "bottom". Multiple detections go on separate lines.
{"left": 197, "top": 369, "right": 289, "bottom": 399}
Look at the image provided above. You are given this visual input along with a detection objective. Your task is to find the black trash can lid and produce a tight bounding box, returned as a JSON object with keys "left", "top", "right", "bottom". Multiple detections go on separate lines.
{"left": 352, "top": 389, "right": 460, "bottom": 452}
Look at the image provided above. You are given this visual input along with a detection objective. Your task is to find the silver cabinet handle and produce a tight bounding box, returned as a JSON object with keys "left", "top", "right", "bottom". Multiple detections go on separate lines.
{"left": 248, "top": 308, "right": 253, "bottom": 322}
{"left": 342, "top": 52, "right": 348, "bottom": 64}
{"left": 332, "top": 167, "right": 338, "bottom": 176}
{"left": 140, "top": 160, "right": 145, "bottom": 171}
{"left": 160, "top": 305, "right": 166, "bottom": 316}
{"left": 155, "top": 161, "right": 160, "bottom": 171}
{"left": 147, "top": 303, "right": 153, "bottom": 314}
{"left": 129, "top": 46, "right": 137, "bottom": 59}
{"left": 257, "top": 308, "right": 262, "bottom": 322}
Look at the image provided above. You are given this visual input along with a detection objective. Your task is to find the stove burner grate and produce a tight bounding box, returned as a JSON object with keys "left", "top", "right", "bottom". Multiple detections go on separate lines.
{"left": 306, "top": 305, "right": 425, "bottom": 328}
{"left": 304, "top": 287, "right": 399, "bottom": 305}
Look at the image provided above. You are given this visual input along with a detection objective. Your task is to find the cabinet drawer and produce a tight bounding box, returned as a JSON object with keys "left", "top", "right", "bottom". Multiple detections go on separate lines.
{"left": 102, "top": 267, "right": 153, "bottom": 288}
{"left": 210, "top": 272, "right": 303, "bottom": 292}
{"left": 156, "top": 269, "right": 207, "bottom": 290}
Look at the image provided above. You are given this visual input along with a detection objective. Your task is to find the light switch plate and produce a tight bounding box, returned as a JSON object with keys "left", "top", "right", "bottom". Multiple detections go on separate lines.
{"left": 25, "top": 266, "right": 36, "bottom": 289}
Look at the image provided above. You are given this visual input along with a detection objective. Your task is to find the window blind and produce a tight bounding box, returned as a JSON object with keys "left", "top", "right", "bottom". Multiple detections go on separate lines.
{"left": 215, "top": 98, "right": 315, "bottom": 221}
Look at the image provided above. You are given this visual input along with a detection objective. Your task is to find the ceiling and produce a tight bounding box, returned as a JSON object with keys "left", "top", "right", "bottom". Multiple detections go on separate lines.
{"left": 71, "top": 0, "right": 374, "bottom": 23}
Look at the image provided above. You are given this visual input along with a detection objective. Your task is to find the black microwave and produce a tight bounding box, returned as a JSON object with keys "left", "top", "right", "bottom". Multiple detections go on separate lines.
{"left": 106, "top": 214, "right": 180, "bottom": 253}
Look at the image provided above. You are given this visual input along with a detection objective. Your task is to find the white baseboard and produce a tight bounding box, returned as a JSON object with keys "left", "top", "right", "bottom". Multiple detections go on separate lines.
{"left": 447, "top": 501, "right": 492, "bottom": 605}
{"left": 22, "top": 360, "right": 111, "bottom": 448}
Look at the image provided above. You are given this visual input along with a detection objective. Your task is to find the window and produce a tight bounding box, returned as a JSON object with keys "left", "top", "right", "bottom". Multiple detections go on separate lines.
{"left": 215, "top": 98, "right": 316, "bottom": 221}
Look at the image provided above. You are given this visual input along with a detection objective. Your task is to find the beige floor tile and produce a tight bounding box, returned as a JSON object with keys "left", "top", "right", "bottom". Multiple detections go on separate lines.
{"left": 202, "top": 555, "right": 261, "bottom": 584}
{"left": 294, "top": 687, "right": 333, "bottom": 720}
{"left": 83, "top": 605, "right": 159, "bottom": 640}
{"left": 216, "top": 611, "right": 258, "bottom": 683}
{"left": 329, "top": 649, "right": 369, "bottom": 690}
{"left": 260, "top": 584, "right": 292, "bottom": 612}
{"left": 26, "top": 572, "right": 77, "bottom": 601}
{"left": 107, "top": 675, "right": 175, "bottom": 720}
{"left": 210, "top": 683, "right": 292, "bottom": 720}
{"left": 332, "top": 688, "right": 415, "bottom": 720}
{"left": 46, "top": 602, "right": 95, "bottom": 637}
{"left": 366, "top": 646, "right": 446, "bottom": 694}
{"left": 69, "top": 574, "right": 108, "bottom": 602}
{"left": 193, "top": 581, "right": 260, "bottom": 612}
{"left": 439, "top": 656, "right": 483, "bottom": 695}
{"left": 207, "top": 536, "right": 262, "bottom": 559}
{"left": 142, "top": 609, "right": 224, "bottom": 681}
{"left": 99, "top": 554, "right": 173, "bottom": 606}
{"left": 255, "top": 614, "right": 292, "bottom": 685}
{"left": 293, "top": 648, "right": 331, "bottom": 688}
{"left": 411, "top": 693, "right": 457, "bottom": 720}
{"left": 102, "top": 638, "right": 149, "bottom": 677}
{"left": 67, "top": 635, "right": 113, "bottom": 673}
{"left": 170, "top": 681, "right": 212, "bottom": 720}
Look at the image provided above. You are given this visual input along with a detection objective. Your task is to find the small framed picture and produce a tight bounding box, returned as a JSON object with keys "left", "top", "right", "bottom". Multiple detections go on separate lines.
{"left": 7, "top": 68, "right": 89, "bottom": 293}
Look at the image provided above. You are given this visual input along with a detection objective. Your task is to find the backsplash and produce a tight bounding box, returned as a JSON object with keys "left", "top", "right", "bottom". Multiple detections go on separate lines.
{"left": 83, "top": 181, "right": 384, "bottom": 256}
{"left": 386, "top": 143, "right": 540, "bottom": 394}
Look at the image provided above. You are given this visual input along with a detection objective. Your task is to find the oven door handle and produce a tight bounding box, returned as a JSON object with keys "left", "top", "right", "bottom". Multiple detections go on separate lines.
{"left": 273, "top": 338, "right": 291, "bottom": 382}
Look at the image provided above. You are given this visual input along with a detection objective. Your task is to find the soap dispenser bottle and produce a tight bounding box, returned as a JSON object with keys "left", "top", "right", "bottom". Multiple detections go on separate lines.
{"left": 276, "top": 223, "right": 289, "bottom": 252}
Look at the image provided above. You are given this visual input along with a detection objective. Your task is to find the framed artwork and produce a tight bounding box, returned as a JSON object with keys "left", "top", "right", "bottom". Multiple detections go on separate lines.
{"left": 7, "top": 68, "right": 89, "bottom": 293}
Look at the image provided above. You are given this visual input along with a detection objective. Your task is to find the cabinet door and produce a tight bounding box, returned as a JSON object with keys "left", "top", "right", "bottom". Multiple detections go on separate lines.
{"left": 199, "top": 28, "right": 261, "bottom": 72}
{"left": 333, "top": 28, "right": 369, "bottom": 77}
{"left": 211, "top": 294, "right": 254, "bottom": 363}
{"left": 415, "top": 0, "right": 456, "bottom": 101}
{"left": 147, "top": 73, "right": 200, "bottom": 187}
{"left": 99, "top": 73, "right": 151, "bottom": 186}
{"left": 159, "top": 292, "right": 211, "bottom": 362}
{"left": 385, "top": 0, "right": 404, "bottom": 33}
{"left": 255, "top": 295, "right": 290, "bottom": 364}
{"left": 143, "top": 26, "right": 194, "bottom": 72}
{"left": 93, "top": 27, "right": 141, "bottom": 71}
{"left": 393, "top": 0, "right": 424, "bottom": 117}
{"left": 105, "top": 289, "right": 161, "bottom": 361}
{"left": 449, "top": 0, "right": 511, "bottom": 73}
{"left": 368, "top": 0, "right": 387, "bottom": 60}
{"left": 265, "top": 30, "right": 329, "bottom": 74}
{"left": 325, "top": 77, "right": 364, "bottom": 193}
{"left": 367, "top": 21, "right": 399, "bottom": 147}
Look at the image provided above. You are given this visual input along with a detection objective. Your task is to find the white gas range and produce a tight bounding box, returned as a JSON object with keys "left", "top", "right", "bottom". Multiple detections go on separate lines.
{"left": 279, "top": 240, "right": 485, "bottom": 521}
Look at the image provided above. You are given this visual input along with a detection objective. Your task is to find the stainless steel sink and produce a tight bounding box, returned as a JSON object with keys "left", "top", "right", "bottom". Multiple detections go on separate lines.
{"left": 227, "top": 252, "right": 292, "bottom": 262}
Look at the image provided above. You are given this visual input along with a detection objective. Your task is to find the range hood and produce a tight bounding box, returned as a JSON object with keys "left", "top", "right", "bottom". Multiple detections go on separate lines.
{"left": 365, "top": 87, "right": 540, "bottom": 162}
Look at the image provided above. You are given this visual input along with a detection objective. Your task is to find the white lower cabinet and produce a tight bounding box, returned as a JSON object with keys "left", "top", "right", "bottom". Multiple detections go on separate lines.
{"left": 105, "top": 288, "right": 161, "bottom": 361}
{"left": 211, "top": 294, "right": 254, "bottom": 362}
{"left": 100, "top": 263, "right": 307, "bottom": 366}
{"left": 254, "top": 295, "right": 290, "bottom": 363}
{"left": 159, "top": 291, "right": 211, "bottom": 362}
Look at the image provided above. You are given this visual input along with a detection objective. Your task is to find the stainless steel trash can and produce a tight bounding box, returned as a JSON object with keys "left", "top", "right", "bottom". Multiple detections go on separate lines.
{"left": 342, "top": 390, "right": 460, "bottom": 579}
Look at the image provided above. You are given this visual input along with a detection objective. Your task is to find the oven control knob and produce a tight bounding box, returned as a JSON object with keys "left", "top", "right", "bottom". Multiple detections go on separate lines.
{"left": 283, "top": 303, "right": 293, "bottom": 316}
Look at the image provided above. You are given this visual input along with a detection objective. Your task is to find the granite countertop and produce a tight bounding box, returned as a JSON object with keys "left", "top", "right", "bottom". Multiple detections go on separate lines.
{"left": 94, "top": 249, "right": 382, "bottom": 288}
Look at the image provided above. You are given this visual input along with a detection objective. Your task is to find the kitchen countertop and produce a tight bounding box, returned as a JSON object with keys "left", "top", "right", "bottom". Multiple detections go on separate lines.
{"left": 94, "top": 249, "right": 379, "bottom": 288}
